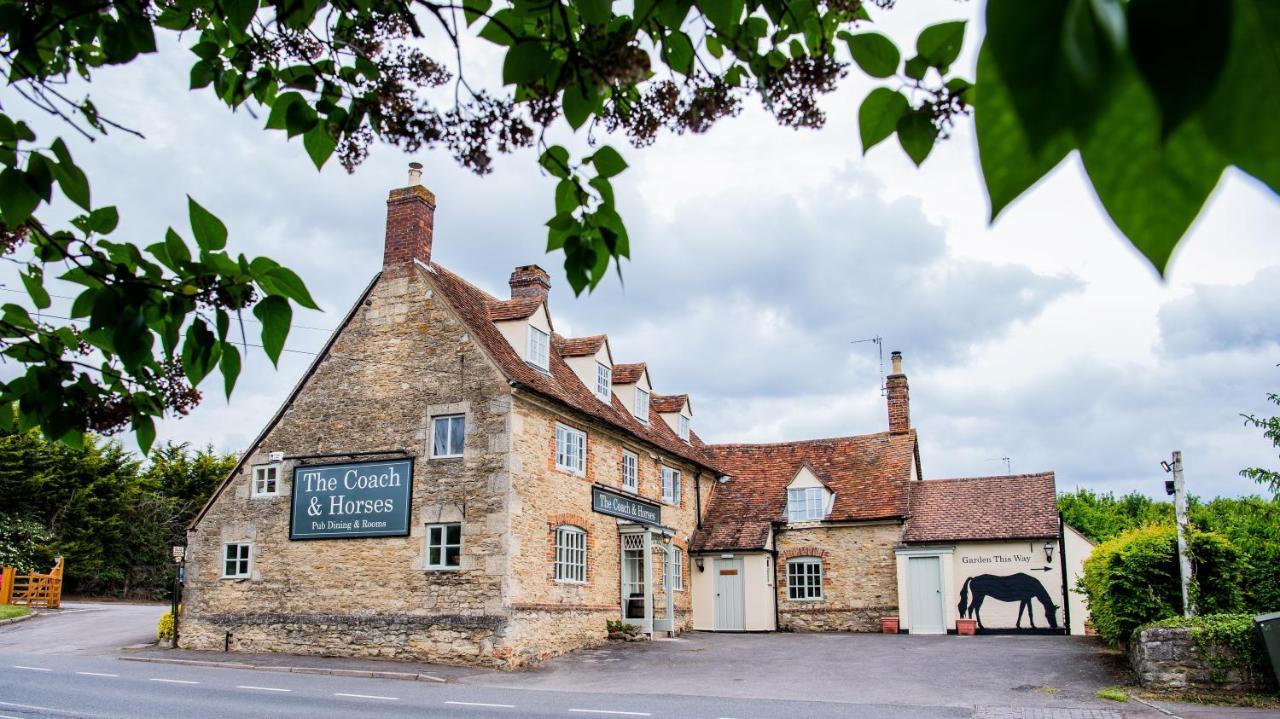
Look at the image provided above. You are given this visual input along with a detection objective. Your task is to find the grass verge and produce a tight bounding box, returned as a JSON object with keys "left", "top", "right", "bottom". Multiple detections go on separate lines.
{"left": 0, "top": 604, "right": 31, "bottom": 621}
{"left": 1095, "top": 686, "right": 1128, "bottom": 702}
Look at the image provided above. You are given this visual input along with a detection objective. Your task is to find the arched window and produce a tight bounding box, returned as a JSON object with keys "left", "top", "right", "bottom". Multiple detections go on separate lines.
{"left": 787, "top": 557, "right": 823, "bottom": 600}
{"left": 554, "top": 526, "right": 587, "bottom": 583}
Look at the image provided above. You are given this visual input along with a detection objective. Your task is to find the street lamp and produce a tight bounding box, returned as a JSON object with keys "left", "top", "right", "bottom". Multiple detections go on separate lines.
{"left": 1042, "top": 541, "right": 1054, "bottom": 563}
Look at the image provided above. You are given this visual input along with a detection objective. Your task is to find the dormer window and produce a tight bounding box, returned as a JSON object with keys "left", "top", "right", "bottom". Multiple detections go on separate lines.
{"left": 595, "top": 362, "right": 611, "bottom": 402}
{"left": 677, "top": 415, "right": 690, "bottom": 441}
{"left": 634, "top": 387, "right": 649, "bottom": 422}
{"left": 528, "top": 325, "right": 550, "bottom": 370}
{"left": 787, "top": 487, "right": 826, "bottom": 522}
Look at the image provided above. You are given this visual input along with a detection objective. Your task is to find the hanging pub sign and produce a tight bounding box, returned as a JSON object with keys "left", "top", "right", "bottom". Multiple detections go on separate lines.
{"left": 290, "top": 459, "right": 414, "bottom": 540}
{"left": 592, "top": 486, "right": 661, "bottom": 525}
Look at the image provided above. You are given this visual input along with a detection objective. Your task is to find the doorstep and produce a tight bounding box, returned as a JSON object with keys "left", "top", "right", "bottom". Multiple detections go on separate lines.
{"left": 117, "top": 646, "right": 485, "bottom": 683}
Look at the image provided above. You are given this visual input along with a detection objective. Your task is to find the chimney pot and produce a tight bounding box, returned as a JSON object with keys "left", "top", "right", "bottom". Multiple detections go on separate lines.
{"left": 382, "top": 163, "right": 435, "bottom": 276}
{"left": 509, "top": 264, "right": 551, "bottom": 300}
{"left": 890, "top": 350, "right": 903, "bottom": 375}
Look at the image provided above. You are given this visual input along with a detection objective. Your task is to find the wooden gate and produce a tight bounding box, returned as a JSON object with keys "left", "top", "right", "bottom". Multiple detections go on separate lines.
{"left": 1, "top": 557, "right": 63, "bottom": 609}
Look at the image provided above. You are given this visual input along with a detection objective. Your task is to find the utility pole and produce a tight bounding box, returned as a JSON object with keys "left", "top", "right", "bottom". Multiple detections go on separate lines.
{"left": 1162, "top": 451, "right": 1194, "bottom": 617}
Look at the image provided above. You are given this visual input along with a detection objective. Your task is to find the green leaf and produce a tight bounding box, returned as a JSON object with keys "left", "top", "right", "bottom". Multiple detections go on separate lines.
{"left": 1200, "top": 0, "right": 1280, "bottom": 196}
{"left": 1077, "top": 66, "right": 1227, "bottom": 275}
{"left": 1129, "top": 0, "right": 1231, "bottom": 135}
{"left": 1060, "top": 0, "right": 1125, "bottom": 93}
{"left": 562, "top": 82, "right": 596, "bottom": 130}
{"left": 302, "top": 124, "right": 336, "bottom": 170}
{"left": 478, "top": 9, "right": 519, "bottom": 46}
{"left": 220, "top": 342, "right": 241, "bottom": 399}
{"left": 858, "top": 87, "right": 909, "bottom": 153}
{"left": 540, "top": 146, "right": 572, "bottom": 179}
{"left": 20, "top": 269, "right": 50, "bottom": 310}
{"left": 896, "top": 110, "right": 937, "bottom": 166}
{"left": 462, "top": 0, "right": 492, "bottom": 26}
{"left": 984, "top": 0, "right": 1078, "bottom": 153}
{"left": 698, "top": 0, "right": 743, "bottom": 32}
{"left": 903, "top": 55, "right": 929, "bottom": 81}
{"left": 916, "top": 20, "right": 966, "bottom": 69}
{"left": 849, "top": 31, "right": 901, "bottom": 77}
{"left": 190, "top": 60, "right": 214, "bottom": 89}
{"left": 577, "top": 0, "right": 611, "bottom": 25}
{"left": 503, "top": 42, "right": 552, "bottom": 85}
{"left": 590, "top": 146, "right": 627, "bottom": 178}
{"left": 262, "top": 266, "right": 320, "bottom": 309}
{"left": 975, "top": 43, "right": 1074, "bottom": 220}
{"left": 188, "top": 196, "right": 227, "bottom": 251}
{"left": 223, "top": 0, "right": 258, "bottom": 35}
{"left": 165, "top": 228, "right": 192, "bottom": 266}
{"left": 87, "top": 206, "right": 119, "bottom": 234}
{"left": 0, "top": 169, "right": 40, "bottom": 226}
{"left": 50, "top": 139, "right": 90, "bottom": 210}
{"left": 664, "top": 31, "right": 695, "bottom": 76}
{"left": 253, "top": 295, "right": 291, "bottom": 366}
{"left": 265, "top": 91, "right": 305, "bottom": 130}
{"left": 134, "top": 415, "right": 156, "bottom": 455}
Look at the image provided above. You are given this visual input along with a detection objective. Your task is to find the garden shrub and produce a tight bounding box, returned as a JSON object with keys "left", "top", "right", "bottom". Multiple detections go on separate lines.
{"left": 1141, "top": 614, "right": 1276, "bottom": 692}
{"left": 0, "top": 513, "right": 54, "bottom": 572}
{"left": 156, "top": 603, "right": 182, "bottom": 641}
{"left": 1079, "top": 525, "right": 1242, "bottom": 645}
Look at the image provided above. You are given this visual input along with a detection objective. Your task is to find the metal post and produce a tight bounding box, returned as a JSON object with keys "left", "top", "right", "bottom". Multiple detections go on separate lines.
{"left": 171, "top": 563, "right": 181, "bottom": 648}
{"left": 1172, "top": 451, "right": 1194, "bottom": 618}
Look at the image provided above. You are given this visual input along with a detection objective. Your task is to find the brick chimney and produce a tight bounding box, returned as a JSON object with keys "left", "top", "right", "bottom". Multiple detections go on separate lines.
{"left": 886, "top": 350, "right": 910, "bottom": 434}
{"left": 382, "top": 162, "right": 435, "bottom": 276}
{"left": 509, "top": 264, "right": 551, "bottom": 299}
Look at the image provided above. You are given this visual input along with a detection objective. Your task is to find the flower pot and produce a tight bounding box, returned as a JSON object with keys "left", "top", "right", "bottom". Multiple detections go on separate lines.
{"left": 880, "top": 616, "right": 899, "bottom": 634}
{"left": 956, "top": 618, "right": 977, "bottom": 636}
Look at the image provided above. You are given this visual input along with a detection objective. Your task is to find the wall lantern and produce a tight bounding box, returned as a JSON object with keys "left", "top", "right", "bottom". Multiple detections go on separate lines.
{"left": 695, "top": 557, "right": 705, "bottom": 572}
{"left": 1043, "top": 541, "right": 1055, "bottom": 563}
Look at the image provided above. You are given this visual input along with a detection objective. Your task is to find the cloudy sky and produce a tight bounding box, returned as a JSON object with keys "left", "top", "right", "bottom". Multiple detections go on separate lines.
{"left": 5, "top": 3, "right": 1279, "bottom": 499}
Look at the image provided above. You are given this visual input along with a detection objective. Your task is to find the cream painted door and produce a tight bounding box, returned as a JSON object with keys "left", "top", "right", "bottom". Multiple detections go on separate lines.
{"left": 714, "top": 559, "right": 745, "bottom": 631}
{"left": 908, "top": 555, "right": 945, "bottom": 634}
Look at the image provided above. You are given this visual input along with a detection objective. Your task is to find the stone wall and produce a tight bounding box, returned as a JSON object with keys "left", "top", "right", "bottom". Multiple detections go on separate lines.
{"left": 184, "top": 269, "right": 517, "bottom": 667}
{"left": 774, "top": 523, "right": 904, "bottom": 632}
{"left": 1130, "top": 626, "right": 1275, "bottom": 693}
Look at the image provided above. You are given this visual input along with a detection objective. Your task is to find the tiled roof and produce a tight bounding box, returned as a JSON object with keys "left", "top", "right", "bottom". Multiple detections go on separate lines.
{"left": 651, "top": 394, "right": 688, "bottom": 413}
{"left": 486, "top": 296, "right": 543, "bottom": 321}
{"left": 559, "top": 334, "right": 607, "bottom": 357}
{"left": 425, "top": 263, "right": 722, "bottom": 473}
{"left": 612, "top": 362, "right": 646, "bottom": 384}
{"left": 691, "top": 432, "right": 918, "bottom": 552}
{"left": 903, "top": 473, "right": 1058, "bottom": 543}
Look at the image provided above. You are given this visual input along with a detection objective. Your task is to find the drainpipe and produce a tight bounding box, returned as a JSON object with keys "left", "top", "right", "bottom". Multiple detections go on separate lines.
{"left": 770, "top": 545, "right": 781, "bottom": 632}
{"left": 1058, "top": 513, "right": 1072, "bottom": 636}
{"left": 694, "top": 470, "right": 703, "bottom": 529}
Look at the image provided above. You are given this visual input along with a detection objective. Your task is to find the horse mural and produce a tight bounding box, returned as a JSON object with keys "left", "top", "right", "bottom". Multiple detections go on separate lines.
{"left": 957, "top": 573, "right": 1059, "bottom": 630}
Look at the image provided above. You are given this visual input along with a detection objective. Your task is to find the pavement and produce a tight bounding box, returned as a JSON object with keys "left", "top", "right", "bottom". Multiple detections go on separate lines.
{"left": 1, "top": 602, "right": 1275, "bottom": 718}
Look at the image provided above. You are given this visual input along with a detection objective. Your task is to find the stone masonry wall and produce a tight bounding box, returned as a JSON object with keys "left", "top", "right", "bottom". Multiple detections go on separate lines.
{"left": 1130, "top": 626, "right": 1276, "bottom": 693}
{"left": 500, "top": 394, "right": 702, "bottom": 665}
{"left": 775, "top": 523, "right": 904, "bottom": 632}
{"left": 184, "top": 269, "right": 517, "bottom": 667}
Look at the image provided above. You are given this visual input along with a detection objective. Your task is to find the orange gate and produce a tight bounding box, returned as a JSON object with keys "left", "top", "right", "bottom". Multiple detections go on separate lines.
{"left": 1, "top": 557, "right": 63, "bottom": 609}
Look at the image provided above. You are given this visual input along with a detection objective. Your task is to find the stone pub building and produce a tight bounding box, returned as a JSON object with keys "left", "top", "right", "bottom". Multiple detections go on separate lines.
{"left": 183, "top": 169, "right": 1090, "bottom": 667}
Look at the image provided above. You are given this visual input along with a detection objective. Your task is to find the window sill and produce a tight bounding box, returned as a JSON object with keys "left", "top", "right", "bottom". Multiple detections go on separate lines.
{"left": 425, "top": 566, "right": 462, "bottom": 572}
{"left": 785, "top": 597, "right": 825, "bottom": 603}
{"left": 554, "top": 578, "right": 587, "bottom": 586}
{"left": 620, "top": 485, "right": 638, "bottom": 494}
{"left": 221, "top": 576, "right": 251, "bottom": 581}
{"left": 430, "top": 454, "right": 464, "bottom": 460}
{"left": 250, "top": 494, "right": 279, "bottom": 499}
{"left": 554, "top": 466, "right": 586, "bottom": 477}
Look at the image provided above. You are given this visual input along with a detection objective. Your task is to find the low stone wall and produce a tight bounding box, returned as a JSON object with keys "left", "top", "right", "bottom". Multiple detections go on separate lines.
{"left": 1130, "top": 625, "right": 1272, "bottom": 693}
{"left": 779, "top": 605, "right": 890, "bottom": 632}
{"left": 182, "top": 612, "right": 506, "bottom": 667}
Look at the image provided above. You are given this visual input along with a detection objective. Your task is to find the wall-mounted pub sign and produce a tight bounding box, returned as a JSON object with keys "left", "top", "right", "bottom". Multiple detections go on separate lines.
{"left": 592, "top": 486, "right": 661, "bottom": 525}
{"left": 290, "top": 459, "right": 414, "bottom": 540}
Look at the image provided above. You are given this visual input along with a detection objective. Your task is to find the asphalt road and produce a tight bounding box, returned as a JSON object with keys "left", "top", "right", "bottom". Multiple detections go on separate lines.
{"left": 0, "top": 603, "right": 161, "bottom": 656}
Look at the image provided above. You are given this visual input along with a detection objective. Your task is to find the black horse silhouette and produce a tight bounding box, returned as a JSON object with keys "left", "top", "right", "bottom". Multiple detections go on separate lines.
{"left": 957, "top": 573, "right": 1059, "bottom": 630}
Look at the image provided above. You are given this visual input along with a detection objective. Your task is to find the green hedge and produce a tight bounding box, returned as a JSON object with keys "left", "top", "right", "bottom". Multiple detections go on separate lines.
{"left": 1079, "top": 525, "right": 1242, "bottom": 645}
{"left": 1141, "top": 614, "right": 1276, "bottom": 692}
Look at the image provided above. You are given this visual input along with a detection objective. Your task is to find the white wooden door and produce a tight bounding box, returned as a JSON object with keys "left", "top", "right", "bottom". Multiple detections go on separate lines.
{"left": 908, "top": 555, "right": 945, "bottom": 634}
{"left": 714, "top": 559, "right": 745, "bottom": 631}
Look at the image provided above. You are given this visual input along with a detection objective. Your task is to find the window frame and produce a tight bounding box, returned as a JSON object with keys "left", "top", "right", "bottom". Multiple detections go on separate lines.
{"left": 222, "top": 542, "right": 252, "bottom": 579}
{"left": 555, "top": 423, "right": 587, "bottom": 475}
{"left": 425, "top": 522, "right": 462, "bottom": 571}
{"left": 430, "top": 414, "right": 466, "bottom": 459}
{"left": 661, "top": 466, "right": 681, "bottom": 505}
{"left": 621, "top": 450, "right": 639, "bottom": 492}
{"left": 634, "top": 387, "right": 650, "bottom": 422}
{"left": 787, "top": 557, "right": 824, "bottom": 601}
{"left": 251, "top": 464, "right": 279, "bottom": 498}
{"left": 553, "top": 525, "right": 588, "bottom": 584}
{"left": 677, "top": 414, "right": 690, "bottom": 441}
{"left": 668, "top": 546, "right": 684, "bottom": 591}
{"left": 787, "top": 486, "right": 826, "bottom": 522}
{"left": 527, "top": 325, "right": 550, "bottom": 370}
{"left": 595, "top": 362, "right": 612, "bottom": 402}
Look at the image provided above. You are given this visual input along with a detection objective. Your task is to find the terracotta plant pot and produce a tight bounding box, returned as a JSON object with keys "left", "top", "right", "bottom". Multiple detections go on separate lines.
{"left": 880, "top": 616, "right": 899, "bottom": 634}
{"left": 956, "top": 618, "right": 977, "bottom": 636}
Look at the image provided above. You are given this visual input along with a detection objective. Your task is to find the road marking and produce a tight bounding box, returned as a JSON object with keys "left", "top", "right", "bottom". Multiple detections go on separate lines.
{"left": 0, "top": 701, "right": 58, "bottom": 711}
{"left": 445, "top": 701, "right": 517, "bottom": 708}
{"left": 569, "top": 711, "right": 652, "bottom": 717}
{"left": 75, "top": 671, "right": 119, "bottom": 677}
{"left": 11, "top": 665, "right": 51, "bottom": 672}
{"left": 148, "top": 678, "right": 199, "bottom": 684}
{"left": 0, "top": 713, "right": 25, "bottom": 719}
{"left": 238, "top": 685, "right": 291, "bottom": 693}
{"left": 335, "top": 693, "right": 398, "bottom": 701}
